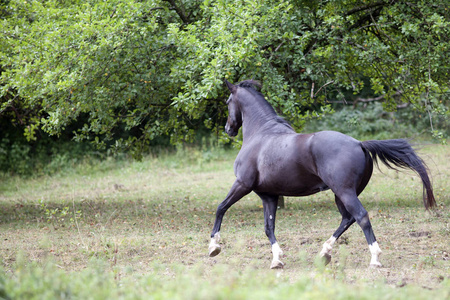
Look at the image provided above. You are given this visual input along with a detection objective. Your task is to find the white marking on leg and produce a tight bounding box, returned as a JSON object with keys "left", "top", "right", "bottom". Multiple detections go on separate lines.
{"left": 269, "top": 215, "right": 273, "bottom": 220}
{"left": 319, "top": 236, "right": 336, "bottom": 265}
{"left": 320, "top": 236, "right": 336, "bottom": 257}
{"left": 209, "top": 232, "right": 221, "bottom": 257}
{"left": 272, "top": 242, "right": 283, "bottom": 261}
{"left": 270, "top": 242, "right": 284, "bottom": 269}
{"left": 369, "top": 241, "right": 382, "bottom": 267}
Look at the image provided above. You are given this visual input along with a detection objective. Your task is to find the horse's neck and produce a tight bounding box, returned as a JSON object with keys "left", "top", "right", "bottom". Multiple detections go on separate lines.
{"left": 241, "top": 103, "right": 287, "bottom": 139}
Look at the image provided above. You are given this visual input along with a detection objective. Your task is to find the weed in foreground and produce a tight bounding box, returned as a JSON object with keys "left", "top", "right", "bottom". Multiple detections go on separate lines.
{"left": 1, "top": 255, "right": 449, "bottom": 300}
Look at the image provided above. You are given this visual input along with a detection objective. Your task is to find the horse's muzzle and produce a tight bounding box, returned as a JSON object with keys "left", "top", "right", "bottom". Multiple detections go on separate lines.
{"left": 225, "top": 124, "right": 238, "bottom": 137}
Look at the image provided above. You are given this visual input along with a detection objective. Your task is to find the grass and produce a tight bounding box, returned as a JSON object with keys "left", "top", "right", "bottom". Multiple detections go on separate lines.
{"left": 0, "top": 144, "right": 448, "bottom": 299}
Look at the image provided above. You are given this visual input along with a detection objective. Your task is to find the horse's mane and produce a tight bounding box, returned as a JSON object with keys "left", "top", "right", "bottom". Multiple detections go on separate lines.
{"left": 237, "top": 79, "right": 262, "bottom": 89}
{"left": 236, "top": 80, "right": 294, "bottom": 131}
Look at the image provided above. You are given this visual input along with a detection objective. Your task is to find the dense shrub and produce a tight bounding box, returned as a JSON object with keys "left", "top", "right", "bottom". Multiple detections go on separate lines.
{"left": 304, "top": 102, "right": 448, "bottom": 142}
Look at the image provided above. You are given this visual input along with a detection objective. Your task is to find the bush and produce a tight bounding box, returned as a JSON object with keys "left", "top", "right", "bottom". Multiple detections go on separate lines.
{"left": 304, "top": 102, "right": 448, "bottom": 142}
{"left": 0, "top": 130, "right": 97, "bottom": 177}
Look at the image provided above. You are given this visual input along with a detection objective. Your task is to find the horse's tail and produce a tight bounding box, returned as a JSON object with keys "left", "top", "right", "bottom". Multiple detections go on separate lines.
{"left": 361, "top": 139, "right": 436, "bottom": 210}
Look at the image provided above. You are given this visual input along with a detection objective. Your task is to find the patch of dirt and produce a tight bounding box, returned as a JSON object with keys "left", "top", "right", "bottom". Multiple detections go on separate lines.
{"left": 408, "top": 231, "right": 431, "bottom": 238}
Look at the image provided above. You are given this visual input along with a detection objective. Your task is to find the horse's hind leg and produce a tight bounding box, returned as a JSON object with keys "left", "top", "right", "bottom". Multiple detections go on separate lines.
{"left": 337, "top": 191, "right": 382, "bottom": 267}
{"left": 321, "top": 157, "right": 375, "bottom": 265}
{"left": 257, "top": 193, "right": 284, "bottom": 269}
{"left": 320, "top": 196, "right": 355, "bottom": 264}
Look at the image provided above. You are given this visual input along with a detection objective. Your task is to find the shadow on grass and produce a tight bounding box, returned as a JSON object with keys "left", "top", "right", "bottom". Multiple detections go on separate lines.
{"left": 0, "top": 192, "right": 434, "bottom": 229}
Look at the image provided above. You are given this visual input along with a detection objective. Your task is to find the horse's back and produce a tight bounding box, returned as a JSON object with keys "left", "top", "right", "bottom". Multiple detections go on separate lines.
{"left": 235, "top": 130, "right": 369, "bottom": 196}
{"left": 309, "top": 131, "right": 362, "bottom": 159}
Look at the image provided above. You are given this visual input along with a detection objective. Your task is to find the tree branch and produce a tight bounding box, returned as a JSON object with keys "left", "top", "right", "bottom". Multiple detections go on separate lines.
{"left": 163, "top": 0, "right": 189, "bottom": 24}
{"left": 335, "top": 37, "right": 367, "bottom": 51}
{"left": 344, "top": 1, "right": 386, "bottom": 16}
{"left": 3, "top": 105, "right": 24, "bottom": 125}
{"left": 355, "top": 94, "right": 386, "bottom": 103}
{"left": 313, "top": 80, "right": 335, "bottom": 98}
{"left": 327, "top": 90, "right": 407, "bottom": 109}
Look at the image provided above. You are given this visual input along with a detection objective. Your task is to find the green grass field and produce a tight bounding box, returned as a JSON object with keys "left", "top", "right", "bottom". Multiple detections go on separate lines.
{"left": 0, "top": 145, "right": 448, "bottom": 299}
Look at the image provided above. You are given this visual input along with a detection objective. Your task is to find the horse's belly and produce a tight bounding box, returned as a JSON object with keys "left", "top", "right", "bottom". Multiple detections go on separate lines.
{"left": 255, "top": 170, "right": 328, "bottom": 196}
{"left": 254, "top": 185, "right": 329, "bottom": 197}
{"left": 279, "top": 183, "right": 329, "bottom": 197}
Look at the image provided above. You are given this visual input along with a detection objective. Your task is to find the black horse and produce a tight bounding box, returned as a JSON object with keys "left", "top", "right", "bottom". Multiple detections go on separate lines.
{"left": 209, "top": 79, "right": 435, "bottom": 269}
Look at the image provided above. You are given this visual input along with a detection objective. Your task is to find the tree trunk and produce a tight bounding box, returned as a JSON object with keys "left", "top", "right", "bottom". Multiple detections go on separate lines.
{"left": 278, "top": 196, "right": 285, "bottom": 209}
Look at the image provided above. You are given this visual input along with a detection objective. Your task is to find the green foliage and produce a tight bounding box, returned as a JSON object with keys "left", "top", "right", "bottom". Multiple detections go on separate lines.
{"left": 1, "top": 257, "right": 449, "bottom": 300}
{"left": 0, "top": 0, "right": 449, "bottom": 158}
{"left": 39, "top": 200, "right": 82, "bottom": 225}
{"left": 0, "top": 126, "right": 97, "bottom": 176}
{"left": 305, "top": 102, "right": 449, "bottom": 141}
{"left": 0, "top": 133, "right": 32, "bottom": 175}
{"left": 1, "top": 0, "right": 185, "bottom": 152}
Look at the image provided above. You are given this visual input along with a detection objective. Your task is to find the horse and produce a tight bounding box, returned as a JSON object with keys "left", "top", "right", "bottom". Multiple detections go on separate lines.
{"left": 208, "top": 79, "right": 436, "bottom": 269}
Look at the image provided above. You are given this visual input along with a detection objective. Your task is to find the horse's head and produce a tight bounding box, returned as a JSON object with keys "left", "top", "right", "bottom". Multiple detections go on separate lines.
{"left": 224, "top": 80, "right": 242, "bottom": 137}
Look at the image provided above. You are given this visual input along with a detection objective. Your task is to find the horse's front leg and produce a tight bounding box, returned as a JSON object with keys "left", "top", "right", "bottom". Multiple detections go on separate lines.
{"left": 258, "top": 193, "right": 284, "bottom": 269}
{"left": 209, "top": 180, "right": 251, "bottom": 257}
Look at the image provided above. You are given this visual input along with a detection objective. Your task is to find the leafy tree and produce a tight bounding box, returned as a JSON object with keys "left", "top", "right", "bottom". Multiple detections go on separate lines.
{"left": 1, "top": 0, "right": 449, "bottom": 159}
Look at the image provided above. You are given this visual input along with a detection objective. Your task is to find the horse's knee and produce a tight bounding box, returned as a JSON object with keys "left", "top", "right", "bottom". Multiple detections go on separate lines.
{"left": 265, "top": 225, "right": 276, "bottom": 242}
{"left": 356, "top": 211, "right": 370, "bottom": 227}
{"left": 264, "top": 225, "right": 275, "bottom": 237}
{"left": 216, "top": 203, "right": 227, "bottom": 214}
{"left": 340, "top": 197, "right": 373, "bottom": 231}
{"left": 355, "top": 211, "right": 375, "bottom": 239}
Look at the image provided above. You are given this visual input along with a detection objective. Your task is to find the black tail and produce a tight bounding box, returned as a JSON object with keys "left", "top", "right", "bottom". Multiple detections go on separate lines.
{"left": 361, "top": 139, "right": 436, "bottom": 210}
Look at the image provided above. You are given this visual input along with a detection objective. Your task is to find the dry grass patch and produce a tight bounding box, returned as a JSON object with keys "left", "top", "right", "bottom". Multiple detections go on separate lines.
{"left": 0, "top": 145, "right": 448, "bottom": 298}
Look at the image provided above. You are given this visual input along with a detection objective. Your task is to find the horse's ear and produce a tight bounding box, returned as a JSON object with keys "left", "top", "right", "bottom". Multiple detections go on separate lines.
{"left": 225, "top": 79, "right": 237, "bottom": 94}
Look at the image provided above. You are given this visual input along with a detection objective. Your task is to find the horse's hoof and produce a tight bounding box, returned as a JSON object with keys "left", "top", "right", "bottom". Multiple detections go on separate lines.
{"left": 322, "top": 253, "right": 332, "bottom": 266}
{"left": 369, "top": 262, "right": 382, "bottom": 268}
{"left": 209, "top": 245, "right": 221, "bottom": 257}
{"left": 270, "top": 260, "right": 284, "bottom": 269}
